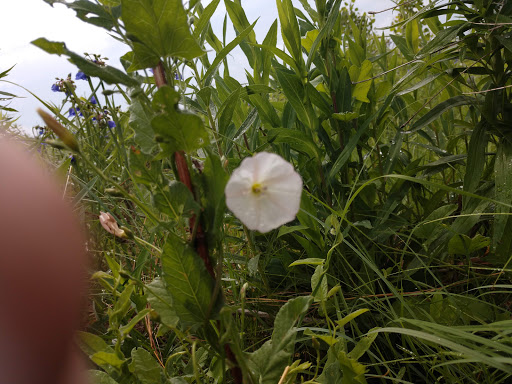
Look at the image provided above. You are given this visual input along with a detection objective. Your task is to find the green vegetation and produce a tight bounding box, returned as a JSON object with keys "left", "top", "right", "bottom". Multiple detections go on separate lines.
{"left": 21, "top": 0, "right": 512, "bottom": 382}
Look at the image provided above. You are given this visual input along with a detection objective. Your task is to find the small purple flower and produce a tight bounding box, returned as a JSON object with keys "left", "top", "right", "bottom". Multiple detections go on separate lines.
{"left": 107, "top": 120, "right": 116, "bottom": 128}
{"left": 69, "top": 154, "right": 76, "bottom": 164}
{"left": 90, "top": 95, "right": 97, "bottom": 105}
{"left": 75, "top": 71, "right": 88, "bottom": 81}
{"left": 69, "top": 107, "right": 83, "bottom": 117}
{"left": 38, "top": 127, "right": 45, "bottom": 136}
{"left": 174, "top": 73, "right": 183, "bottom": 80}
{"left": 51, "top": 84, "right": 60, "bottom": 92}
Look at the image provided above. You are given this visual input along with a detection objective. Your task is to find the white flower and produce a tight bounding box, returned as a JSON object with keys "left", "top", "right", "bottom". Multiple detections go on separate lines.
{"left": 225, "top": 152, "right": 303, "bottom": 233}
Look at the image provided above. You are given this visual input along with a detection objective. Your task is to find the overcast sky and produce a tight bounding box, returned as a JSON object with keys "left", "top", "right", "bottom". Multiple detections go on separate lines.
{"left": 0, "top": 0, "right": 395, "bottom": 130}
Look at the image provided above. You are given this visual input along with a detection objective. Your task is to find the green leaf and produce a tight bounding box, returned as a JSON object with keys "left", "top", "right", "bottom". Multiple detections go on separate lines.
{"left": 248, "top": 296, "right": 312, "bottom": 383}
{"left": 129, "top": 148, "right": 163, "bottom": 186}
{"left": 348, "top": 330, "right": 378, "bottom": 360}
{"left": 91, "top": 351, "right": 126, "bottom": 368}
{"left": 275, "top": 68, "right": 310, "bottom": 127}
{"left": 289, "top": 257, "right": 325, "bottom": 267}
{"left": 146, "top": 278, "right": 179, "bottom": 328}
{"left": 336, "top": 309, "right": 370, "bottom": 328}
{"left": 276, "top": 0, "right": 302, "bottom": 64}
{"left": 493, "top": 140, "right": 512, "bottom": 253}
{"left": 301, "top": 29, "right": 319, "bottom": 53}
{"left": 77, "top": 331, "right": 113, "bottom": 357}
{"left": 449, "top": 234, "right": 490, "bottom": 256}
{"left": 161, "top": 236, "right": 222, "bottom": 327}
{"left": 203, "top": 21, "right": 257, "bottom": 86}
{"left": 88, "top": 370, "right": 119, "bottom": 384}
{"left": 193, "top": 0, "right": 221, "bottom": 42}
{"left": 404, "top": 95, "right": 475, "bottom": 134}
{"left": 121, "top": 0, "right": 204, "bottom": 70}
{"left": 218, "top": 87, "right": 241, "bottom": 135}
{"left": 119, "top": 309, "right": 151, "bottom": 337}
{"left": 332, "top": 112, "right": 358, "bottom": 122}
{"left": 151, "top": 86, "right": 208, "bottom": 154}
{"left": 31, "top": 38, "right": 139, "bottom": 87}
{"left": 129, "top": 97, "right": 156, "bottom": 154}
{"left": 203, "top": 151, "right": 229, "bottom": 246}
{"left": 129, "top": 348, "right": 162, "bottom": 384}
{"left": 277, "top": 225, "right": 309, "bottom": 238}
{"left": 267, "top": 128, "right": 319, "bottom": 159}
{"left": 328, "top": 112, "right": 377, "bottom": 181}
{"left": 152, "top": 181, "right": 200, "bottom": 220}
{"left": 352, "top": 60, "right": 373, "bottom": 103}
{"left": 305, "top": 0, "right": 342, "bottom": 70}
{"left": 109, "top": 285, "right": 134, "bottom": 328}
{"left": 311, "top": 265, "right": 327, "bottom": 302}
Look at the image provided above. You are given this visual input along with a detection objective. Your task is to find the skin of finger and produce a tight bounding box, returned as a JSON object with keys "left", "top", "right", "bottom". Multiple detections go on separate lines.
{"left": 0, "top": 139, "right": 88, "bottom": 384}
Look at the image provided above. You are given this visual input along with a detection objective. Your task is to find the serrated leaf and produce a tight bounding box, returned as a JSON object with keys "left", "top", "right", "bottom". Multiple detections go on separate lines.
{"left": 161, "top": 236, "right": 222, "bottom": 327}
{"left": 121, "top": 0, "right": 204, "bottom": 70}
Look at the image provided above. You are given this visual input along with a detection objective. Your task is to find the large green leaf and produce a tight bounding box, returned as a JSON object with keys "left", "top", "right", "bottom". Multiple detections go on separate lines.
{"left": 32, "top": 38, "right": 139, "bottom": 86}
{"left": 247, "top": 296, "right": 312, "bottom": 382}
{"left": 161, "top": 236, "right": 222, "bottom": 327}
{"left": 151, "top": 86, "right": 208, "bottom": 154}
{"left": 129, "top": 348, "right": 162, "bottom": 384}
{"left": 121, "top": 0, "right": 204, "bottom": 70}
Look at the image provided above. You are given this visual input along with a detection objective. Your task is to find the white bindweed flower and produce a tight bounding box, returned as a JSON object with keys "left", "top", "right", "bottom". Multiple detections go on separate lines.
{"left": 225, "top": 152, "right": 303, "bottom": 233}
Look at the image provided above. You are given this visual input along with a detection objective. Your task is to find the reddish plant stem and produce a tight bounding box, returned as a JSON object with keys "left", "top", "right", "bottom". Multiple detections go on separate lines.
{"left": 153, "top": 62, "right": 243, "bottom": 383}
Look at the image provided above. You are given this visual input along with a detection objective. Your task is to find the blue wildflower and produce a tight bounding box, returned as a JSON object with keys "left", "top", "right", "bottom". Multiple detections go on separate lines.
{"left": 38, "top": 127, "right": 45, "bottom": 136}
{"left": 90, "top": 96, "right": 97, "bottom": 105}
{"left": 51, "top": 84, "right": 60, "bottom": 92}
{"left": 107, "top": 120, "right": 116, "bottom": 128}
{"left": 69, "top": 154, "right": 76, "bottom": 164}
{"left": 175, "top": 73, "right": 183, "bottom": 80}
{"left": 75, "top": 71, "right": 88, "bottom": 81}
{"left": 69, "top": 107, "right": 83, "bottom": 117}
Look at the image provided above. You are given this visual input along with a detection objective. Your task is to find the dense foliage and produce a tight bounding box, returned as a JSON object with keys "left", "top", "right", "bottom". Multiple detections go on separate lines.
{"left": 26, "top": 0, "right": 512, "bottom": 382}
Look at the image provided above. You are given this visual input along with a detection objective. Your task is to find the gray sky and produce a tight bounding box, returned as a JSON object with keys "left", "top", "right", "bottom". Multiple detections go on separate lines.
{"left": 0, "top": 0, "right": 394, "bottom": 130}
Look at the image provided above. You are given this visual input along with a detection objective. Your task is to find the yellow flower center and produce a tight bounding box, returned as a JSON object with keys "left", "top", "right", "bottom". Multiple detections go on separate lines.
{"left": 252, "top": 183, "right": 264, "bottom": 194}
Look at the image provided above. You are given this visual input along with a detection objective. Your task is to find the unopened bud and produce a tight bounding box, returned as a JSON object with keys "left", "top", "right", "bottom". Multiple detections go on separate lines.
{"left": 37, "top": 109, "right": 80, "bottom": 153}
